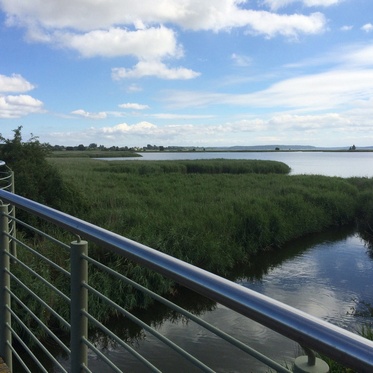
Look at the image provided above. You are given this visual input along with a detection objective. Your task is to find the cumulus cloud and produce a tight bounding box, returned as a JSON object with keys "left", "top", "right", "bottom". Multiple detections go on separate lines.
{"left": 0, "top": 94, "right": 44, "bottom": 118}
{"left": 99, "top": 121, "right": 157, "bottom": 135}
{"left": 1, "top": 0, "right": 329, "bottom": 83}
{"left": 119, "top": 103, "right": 150, "bottom": 110}
{"left": 0, "top": 0, "right": 327, "bottom": 33}
{"left": 361, "top": 23, "right": 373, "bottom": 33}
{"left": 112, "top": 61, "right": 200, "bottom": 80}
{"left": 59, "top": 26, "right": 183, "bottom": 59}
{"left": 1, "top": 0, "right": 328, "bottom": 46}
{"left": 0, "top": 74, "right": 43, "bottom": 118}
{"left": 0, "top": 73, "right": 35, "bottom": 93}
{"left": 244, "top": 11, "right": 325, "bottom": 39}
{"left": 71, "top": 109, "right": 107, "bottom": 119}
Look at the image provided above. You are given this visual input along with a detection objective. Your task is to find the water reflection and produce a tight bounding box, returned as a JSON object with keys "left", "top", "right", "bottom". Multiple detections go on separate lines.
{"left": 58, "top": 226, "right": 373, "bottom": 372}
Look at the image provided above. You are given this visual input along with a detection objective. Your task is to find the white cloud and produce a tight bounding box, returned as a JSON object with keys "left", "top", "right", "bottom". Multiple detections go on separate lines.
{"left": 262, "top": 0, "right": 342, "bottom": 10}
{"left": 59, "top": 26, "right": 183, "bottom": 59}
{"left": 0, "top": 74, "right": 42, "bottom": 118}
{"left": 231, "top": 53, "right": 252, "bottom": 67}
{"left": 47, "top": 109, "right": 364, "bottom": 147}
{"left": 112, "top": 61, "right": 200, "bottom": 80}
{"left": 71, "top": 109, "right": 107, "bottom": 119}
{"left": 240, "top": 69, "right": 373, "bottom": 110}
{"left": 162, "top": 67, "right": 373, "bottom": 112}
{"left": 340, "top": 25, "right": 353, "bottom": 32}
{"left": 127, "top": 84, "right": 142, "bottom": 92}
{"left": 119, "top": 103, "right": 150, "bottom": 110}
{"left": 151, "top": 113, "right": 215, "bottom": 120}
{"left": 361, "top": 23, "right": 373, "bottom": 33}
{"left": 340, "top": 44, "right": 373, "bottom": 67}
{"left": 0, "top": 73, "right": 34, "bottom": 93}
{"left": 244, "top": 11, "right": 325, "bottom": 39}
{"left": 2, "top": 0, "right": 328, "bottom": 42}
{"left": 0, "top": 94, "right": 44, "bottom": 118}
{"left": 99, "top": 121, "right": 157, "bottom": 135}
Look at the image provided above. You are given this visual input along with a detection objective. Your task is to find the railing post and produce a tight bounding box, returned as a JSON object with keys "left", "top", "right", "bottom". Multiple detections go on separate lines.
{"left": 0, "top": 203, "right": 12, "bottom": 371}
{"left": 9, "top": 171, "right": 16, "bottom": 260}
{"left": 70, "top": 238, "right": 88, "bottom": 372}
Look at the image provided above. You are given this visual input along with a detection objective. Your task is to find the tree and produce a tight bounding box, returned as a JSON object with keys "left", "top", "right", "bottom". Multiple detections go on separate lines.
{"left": 0, "top": 127, "right": 87, "bottom": 215}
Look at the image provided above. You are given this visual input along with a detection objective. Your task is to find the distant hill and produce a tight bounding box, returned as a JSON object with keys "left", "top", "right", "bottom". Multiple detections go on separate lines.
{"left": 226, "top": 145, "right": 318, "bottom": 151}
{"left": 205, "top": 145, "right": 373, "bottom": 151}
{"left": 165, "top": 145, "right": 373, "bottom": 152}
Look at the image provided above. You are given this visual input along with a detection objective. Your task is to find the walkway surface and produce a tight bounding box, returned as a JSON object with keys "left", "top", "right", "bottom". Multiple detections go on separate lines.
{"left": 0, "top": 357, "right": 10, "bottom": 372}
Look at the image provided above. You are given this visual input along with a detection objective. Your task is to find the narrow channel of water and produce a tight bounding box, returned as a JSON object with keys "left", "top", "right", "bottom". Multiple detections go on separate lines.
{"left": 72, "top": 227, "right": 373, "bottom": 372}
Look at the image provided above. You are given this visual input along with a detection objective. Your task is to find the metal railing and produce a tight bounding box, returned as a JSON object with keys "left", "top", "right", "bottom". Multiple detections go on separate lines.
{"left": 0, "top": 189, "right": 373, "bottom": 372}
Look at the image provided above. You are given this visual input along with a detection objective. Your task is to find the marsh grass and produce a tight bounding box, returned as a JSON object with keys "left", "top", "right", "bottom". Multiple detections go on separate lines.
{"left": 48, "top": 158, "right": 363, "bottom": 274}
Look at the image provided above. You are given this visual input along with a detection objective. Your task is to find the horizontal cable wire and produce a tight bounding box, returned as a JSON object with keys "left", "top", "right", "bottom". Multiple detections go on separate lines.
{"left": 7, "top": 323, "right": 50, "bottom": 373}
{"left": 82, "top": 338, "right": 126, "bottom": 373}
{"left": 6, "top": 234, "right": 70, "bottom": 277}
{"left": 83, "top": 310, "right": 162, "bottom": 373}
{"left": 85, "top": 254, "right": 291, "bottom": 373}
{"left": 7, "top": 306, "right": 68, "bottom": 373}
{"left": 81, "top": 362, "right": 93, "bottom": 373}
{"left": 7, "top": 271, "right": 71, "bottom": 329}
{"left": 84, "top": 283, "right": 215, "bottom": 373}
{"left": 6, "top": 251, "right": 70, "bottom": 303}
{"left": 6, "top": 339, "right": 33, "bottom": 373}
{"left": 5, "top": 213, "right": 70, "bottom": 251}
{"left": 10, "top": 290, "right": 71, "bottom": 355}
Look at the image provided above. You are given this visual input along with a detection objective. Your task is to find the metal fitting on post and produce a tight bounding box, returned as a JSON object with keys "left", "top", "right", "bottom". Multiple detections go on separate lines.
{"left": 294, "top": 347, "right": 329, "bottom": 373}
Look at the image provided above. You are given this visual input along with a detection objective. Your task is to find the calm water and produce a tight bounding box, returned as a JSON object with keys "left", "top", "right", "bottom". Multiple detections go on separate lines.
{"left": 102, "top": 151, "right": 373, "bottom": 178}
{"left": 78, "top": 228, "right": 373, "bottom": 372}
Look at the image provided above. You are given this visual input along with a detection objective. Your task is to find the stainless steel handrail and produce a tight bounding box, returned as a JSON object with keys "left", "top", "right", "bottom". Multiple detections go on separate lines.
{"left": 0, "top": 189, "right": 373, "bottom": 372}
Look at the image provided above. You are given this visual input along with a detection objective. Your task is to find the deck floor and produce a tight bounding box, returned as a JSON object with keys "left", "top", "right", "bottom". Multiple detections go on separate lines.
{"left": 0, "top": 358, "right": 10, "bottom": 373}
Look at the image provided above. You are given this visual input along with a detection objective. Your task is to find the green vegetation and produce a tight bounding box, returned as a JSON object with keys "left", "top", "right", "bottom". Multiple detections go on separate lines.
{"left": 2, "top": 130, "right": 373, "bottom": 360}
{"left": 0, "top": 127, "right": 87, "bottom": 216}
{"left": 48, "top": 157, "right": 371, "bottom": 274}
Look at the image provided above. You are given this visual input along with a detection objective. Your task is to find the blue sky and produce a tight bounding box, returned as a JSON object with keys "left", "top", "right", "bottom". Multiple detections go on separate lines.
{"left": 1, "top": 0, "right": 373, "bottom": 148}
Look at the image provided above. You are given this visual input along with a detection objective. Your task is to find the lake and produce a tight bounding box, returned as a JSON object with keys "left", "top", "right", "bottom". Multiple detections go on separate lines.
{"left": 101, "top": 151, "right": 373, "bottom": 178}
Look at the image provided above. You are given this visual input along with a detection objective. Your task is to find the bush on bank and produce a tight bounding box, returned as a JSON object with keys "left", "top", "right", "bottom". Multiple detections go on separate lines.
{"left": 0, "top": 127, "right": 87, "bottom": 216}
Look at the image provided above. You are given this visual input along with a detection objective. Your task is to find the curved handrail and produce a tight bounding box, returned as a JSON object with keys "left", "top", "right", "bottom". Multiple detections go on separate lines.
{"left": 0, "top": 189, "right": 372, "bottom": 372}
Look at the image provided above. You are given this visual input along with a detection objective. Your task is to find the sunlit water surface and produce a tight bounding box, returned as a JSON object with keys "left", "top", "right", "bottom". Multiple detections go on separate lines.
{"left": 75, "top": 229, "right": 373, "bottom": 372}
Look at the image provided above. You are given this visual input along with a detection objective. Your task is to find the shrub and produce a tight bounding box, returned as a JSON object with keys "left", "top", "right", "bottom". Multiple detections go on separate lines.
{"left": 0, "top": 127, "right": 87, "bottom": 216}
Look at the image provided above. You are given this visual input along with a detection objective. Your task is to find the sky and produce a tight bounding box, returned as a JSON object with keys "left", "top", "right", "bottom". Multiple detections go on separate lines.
{"left": 0, "top": 0, "right": 373, "bottom": 148}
